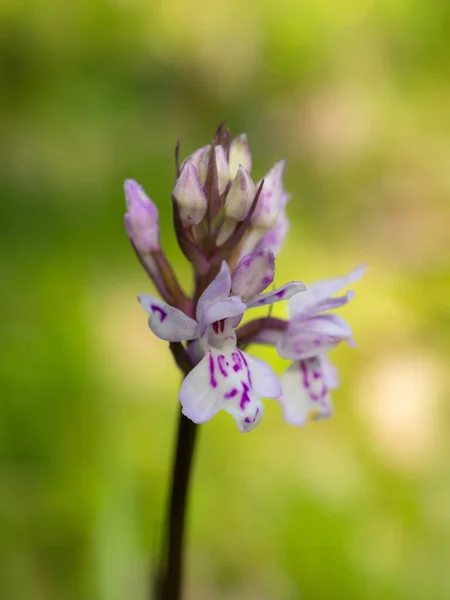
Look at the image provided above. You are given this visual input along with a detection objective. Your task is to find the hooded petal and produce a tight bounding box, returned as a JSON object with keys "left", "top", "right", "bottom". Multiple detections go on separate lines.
{"left": 201, "top": 296, "right": 247, "bottom": 326}
{"left": 289, "top": 265, "right": 366, "bottom": 318}
{"left": 231, "top": 248, "right": 275, "bottom": 299}
{"left": 179, "top": 346, "right": 280, "bottom": 432}
{"left": 246, "top": 281, "right": 306, "bottom": 309}
{"left": 196, "top": 261, "right": 232, "bottom": 321}
{"left": 277, "top": 314, "right": 354, "bottom": 360}
{"left": 138, "top": 294, "right": 198, "bottom": 341}
{"left": 278, "top": 357, "right": 333, "bottom": 426}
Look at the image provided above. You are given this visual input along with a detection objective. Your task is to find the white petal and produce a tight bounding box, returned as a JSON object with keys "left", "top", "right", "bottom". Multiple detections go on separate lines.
{"left": 246, "top": 281, "right": 306, "bottom": 309}
{"left": 196, "top": 261, "right": 232, "bottom": 321}
{"left": 277, "top": 314, "right": 353, "bottom": 359}
{"left": 319, "top": 354, "right": 339, "bottom": 390}
{"left": 138, "top": 294, "right": 198, "bottom": 341}
{"left": 200, "top": 296, "right": 247, "bottom": 327}
{"left": 179, "top": 345, "right": 277, "bottom": 433}
{"left": 179, "top": 356, "right": 223, "bottom": 424}
{"left": 289, "top": 265, "right": 366, "bottom": 318}
{"left": 243, "top": 352, "right": 282, "bottom": 398}
{"left": 279, "top": 358, "right": 333, "bottom": 426}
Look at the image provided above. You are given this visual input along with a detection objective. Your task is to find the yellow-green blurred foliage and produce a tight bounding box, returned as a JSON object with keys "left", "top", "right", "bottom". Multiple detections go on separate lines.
{"left": 1, "top": 0, "right": 450, "bottom": 598}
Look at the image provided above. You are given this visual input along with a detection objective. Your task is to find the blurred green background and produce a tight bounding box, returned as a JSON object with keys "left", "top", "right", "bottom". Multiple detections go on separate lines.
{"left": 1, "top": 0, "right": 450, "bottom": 598}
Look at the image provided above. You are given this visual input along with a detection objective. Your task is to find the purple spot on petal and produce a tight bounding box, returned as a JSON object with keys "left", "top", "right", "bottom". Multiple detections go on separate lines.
{"left": 300, "top": 360, "right": 309, "bottom": 389}
{"left": 232, "top": 352, "right": 242, "bottom": 372}
{"left": 150, "top": 305, "right": 167, "bottom": 321}
{"left": 275, "top": 288, "right": 286, "bottom": 298}
{"left": 262, "top": 275, "right": 273, "bottom": 288}
{"left": 218, "top": 354, "right": 228, "bottom": 377}
{"left": 239, "top": 350, "right": 252, "bottom": 387}
{"left": 244, "top": 406, "right": 260, "bottom": 424}
{"left": 224, "top": 388, "right": 238, "bottom": 399}
{"left": 240, "top": 381, "right": 251, "bottom": 410}
{"left": 209, "top": 353, "right": 217, "bottom": 388}
{"left": 309, "top": 385, "right": 327, "bottom": 402}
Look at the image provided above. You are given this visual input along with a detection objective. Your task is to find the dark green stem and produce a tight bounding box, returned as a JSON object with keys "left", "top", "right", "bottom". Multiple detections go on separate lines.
{"left": 155, "top": 343, "right": 198, "bottom": 600}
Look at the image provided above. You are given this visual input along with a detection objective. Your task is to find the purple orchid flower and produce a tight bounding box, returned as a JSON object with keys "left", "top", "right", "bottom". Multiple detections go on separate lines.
{"left": 139, "top": 257, "right": 305, "bottom": 432}
{"left": 275, "top": 265, "right": 366, "bottom": 426}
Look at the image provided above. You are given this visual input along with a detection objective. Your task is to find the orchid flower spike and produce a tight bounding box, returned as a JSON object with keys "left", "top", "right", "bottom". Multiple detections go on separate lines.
{"left": 124, "top": 123, "right": 365, "bottom": 433}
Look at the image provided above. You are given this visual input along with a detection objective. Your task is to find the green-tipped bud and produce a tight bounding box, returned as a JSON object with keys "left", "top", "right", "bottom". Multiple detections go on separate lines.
{"left": 197, "top": 144, "right": 230, "bottom": 194}
{"left": 229, "top": 134, "right": 252, "bottom": 178}
{"left": 172, "top": 158, "right": 208, "bottom": 227}
{"left": 225, "top": 166, "right": 255, "bottom": 221}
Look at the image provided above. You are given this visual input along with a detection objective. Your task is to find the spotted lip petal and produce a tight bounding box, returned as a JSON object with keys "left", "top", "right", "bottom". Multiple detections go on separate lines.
{"left": 231, "top": 248, "right": 275, "bottom": 299}
{"left": 138, "top": 294, "right": 198, "bottom": 341}
{"left": 278, "top": 357, "right": 333, "bottom": 426}
{"left": 246, "top": 281, "right": 306, "bottom": 309}
{"left": 277, "top": 313, "right": 354, "bottom": 359}
{"left": 179, "top": 343, "right": 280, "bottom": 433}
{"left": 289, "top": 265, "right": 366, "bottom": 318}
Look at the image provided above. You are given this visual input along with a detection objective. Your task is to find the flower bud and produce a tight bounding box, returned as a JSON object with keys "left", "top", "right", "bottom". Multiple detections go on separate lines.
{"left": 197, "top": 144, "right": 230, "bottom": 194}
{"left": 231, "top": 247, "right": 275, "bottom": 299}
{"left": 224, "top": 166, "right": 256, "bottom": 221}
{"left": 251, "top": 160, "right": 287, "bottom": 230}
{"left": 124, "top": 179, "right": 160, "bottom": 253}
{"left": 229, "top": 133, "right": 252, "bottom": 178}
{"left": 182, "top": 145, "right": 207, "bottom": 173}
{"left": 256, "top": 211, "right": 289, "bottom": 256}
{"left": 172, "top": 158, "right": 208, "bottom": 227}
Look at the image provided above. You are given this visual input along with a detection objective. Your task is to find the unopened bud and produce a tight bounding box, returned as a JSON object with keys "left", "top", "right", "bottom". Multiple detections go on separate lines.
{"left": 229, "top": 133, "right": 252, "bottom": 178}
{"left": 172, "top": 159, "right": 208, "bottom": 227}
{"left": 197, "top": 144, "right": 230, "bottom": 194}
{"left": 182, "top": 145, "right": 207, "bottom": 173}
{"left": 251, "top": 160, "right": 287, "bottom": 230}
{"left": 225, "top": 166, "right": 255, "bottom": 221}
{"left": 124, "top": 179, "right": 160, "bottom": 253}
{"left": 231, "top": 247, "right": 275, "bottom": 298}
